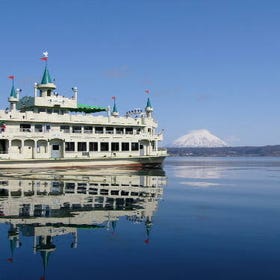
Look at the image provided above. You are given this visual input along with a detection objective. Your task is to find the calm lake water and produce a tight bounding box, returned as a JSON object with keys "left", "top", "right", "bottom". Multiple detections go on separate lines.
{"left": 1, "top": 157, "right": 280, "bottom": 280}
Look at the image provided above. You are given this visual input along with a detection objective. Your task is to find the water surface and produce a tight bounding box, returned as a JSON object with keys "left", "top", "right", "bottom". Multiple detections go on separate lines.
{"left": 1, "top": 157, "right": 280, "bottom": 280}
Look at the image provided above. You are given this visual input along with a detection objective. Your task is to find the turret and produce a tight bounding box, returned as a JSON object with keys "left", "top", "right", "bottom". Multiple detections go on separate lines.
{"left": 145, "top": 97, "right": 153, "bottom": 118}
{"left": 35, "top": 52, "right": 56, "bottom": 97}
{"left": 72, "top": 86, "right": 78, "bottom": 100}
{"left": 8, "top": 76, "right": 19, "bottom": 112}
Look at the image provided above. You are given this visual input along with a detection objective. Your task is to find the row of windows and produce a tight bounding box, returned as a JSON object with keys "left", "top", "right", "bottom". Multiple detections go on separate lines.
{"left": 62, "top": 126, "right": 137, "bottom": 134}
{"left": 65, "top": 142, "right": 140, "bottom": 152}
{"left": 19, "top": 124, "right": 143, "bottom": 134}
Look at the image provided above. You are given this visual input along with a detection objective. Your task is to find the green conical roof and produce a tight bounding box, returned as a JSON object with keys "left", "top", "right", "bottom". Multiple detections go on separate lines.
{"left": 145, "top": 220, "right": 152, "bottom": 237}
{"left": 40, "top": 250, "right": 51, "bottom": 272}
{"left": 10, "top": 85, "right": 17, "bottom": 98}
{"left": 41, "top": 66, "right": 52, "bottom": 84}
{"left": 146, "top": 97, "right": 152, "bottom": 108}
{"left": 112, "top": 100, "right": 118, "bottom": 113}
{"left": 9, "top": 238, "right": 17, "bottom": 257}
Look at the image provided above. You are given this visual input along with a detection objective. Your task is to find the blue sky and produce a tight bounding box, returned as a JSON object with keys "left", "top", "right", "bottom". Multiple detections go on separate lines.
{"left": 0, "top": 0, "right": 280, "bottom": 146}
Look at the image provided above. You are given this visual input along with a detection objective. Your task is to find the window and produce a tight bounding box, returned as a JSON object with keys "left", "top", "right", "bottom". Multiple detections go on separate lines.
{"left": 73, "top": 126, "right": 82, "bottom": 133}
{"left": 35, "top": 124, "right": 43, "bottom": 132}
{"left": 100, "top": 142, "right": 109, "bottom": 151}
{"left": 111, "top": 142, "right": 119, "bottom": 151}
{"left": 95, "top": 127, "right": 103, "bottom": 134}
{"left": 52, "top": 145, "right": 59, "bottom": 151}
{"left": 20, "top": 124, "right": 31, "bottom": 132}
{"left": 38, "top": 108, "right": 45, "bottom": 113}
{"left": 105, "top": 127, "right": 114, "bottom": 134}
{"left": 122, "top": 142, "right": 129, "bottom": 151}
{"left": 116, "top": 127, "right": 124, "bottom": 134}
{"left": 131, "top": 142, "right": 139, "bottom": 151}
{"left": 60, "top": 125, "right": 70, "bottom": 133}
{"left": 78, "top": 142, "right": 87, "bottom": 152}
{"left": 125, "top": 127, "right": 133, "bottom": 134}
{"left": 84, "top": 126, "right": 93, "bottom": 133}
{"left": 89, "top": 142, "right": 98, "bottom": 151}
{"left": 65, "top": 142, "right": 75, "bottom": 152}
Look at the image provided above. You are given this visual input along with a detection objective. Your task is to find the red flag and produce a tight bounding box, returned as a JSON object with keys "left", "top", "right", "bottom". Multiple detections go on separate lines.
{"left": 145, "top": 89, "right": 150, "bottom": 94}
{"left": 112, "top": 96, "right": 116, "bottom": 100}
{"left": 7, "top": 258, "right": 13, "bottom": 263}
{"left": 144, "top": 239, "right": 150, "bottom": 244}
{"left": 8, "top": 75, "right": 15, "bottom": 80}
{"left": 40, "top": 57, "right": 48, "bottom": 61}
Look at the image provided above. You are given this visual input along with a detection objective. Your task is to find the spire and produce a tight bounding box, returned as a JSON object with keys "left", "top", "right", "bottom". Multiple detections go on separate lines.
{"left": 144, "top": 218, "right": 152, "bottom": 244}
{"left": 37, "top": 235, "right": 56, "bottom": 280}
{"left": 111, "top": 220, "right": 117, "bottom": 235}
{"left": 8, "top": 238, "right": 16, "bottom": 261}
{"left": 40, "top": 51, "right": 53, "bottom": 84}
{"left": 40, "top": 250, "right": 52, "bottom": 273}
{"left": 8, "top": 76, "right": 17, "bottom": 98}
{"left": 37, "top": 52, "right": 56, "bottom": 95}
{"left": 111, "top": 96, "right": 119, "bottom": 117}
{"left": 146, "top": 97, "right": 152, "bottom": 109}
{"left": 41, "top": 66, "right": 53, "bottom": 84}
{"left": 10, "top": 84, "right": 17, "bottom": 98}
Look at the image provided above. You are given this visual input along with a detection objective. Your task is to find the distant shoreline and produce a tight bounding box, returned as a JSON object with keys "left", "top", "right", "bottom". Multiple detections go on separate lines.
{"left": 167, "top": 145, "right": 280, "bottom": 157}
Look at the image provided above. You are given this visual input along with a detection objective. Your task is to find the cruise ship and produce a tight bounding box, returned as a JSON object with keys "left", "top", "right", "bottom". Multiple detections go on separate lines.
{"left": 0, "top": 53, "right": 167, "bottom": 168}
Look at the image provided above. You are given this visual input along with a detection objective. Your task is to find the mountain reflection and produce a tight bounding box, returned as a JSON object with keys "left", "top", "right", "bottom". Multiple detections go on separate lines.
{"left": 0, "top": 168, "right": 166, "bottom": 279}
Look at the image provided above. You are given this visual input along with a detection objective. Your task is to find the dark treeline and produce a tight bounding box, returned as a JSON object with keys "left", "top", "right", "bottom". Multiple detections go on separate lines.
{"left": 167, "top": 145, "right": 280, "bottom": 157}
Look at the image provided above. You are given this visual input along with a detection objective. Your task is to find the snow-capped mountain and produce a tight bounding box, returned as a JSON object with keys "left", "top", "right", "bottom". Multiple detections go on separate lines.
{"left": 172, "top": 129, "right": 228, "bottom": 148}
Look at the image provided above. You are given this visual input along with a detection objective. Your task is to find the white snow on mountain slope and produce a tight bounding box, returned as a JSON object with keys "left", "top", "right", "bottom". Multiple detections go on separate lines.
{"left": 172, "top": 129, "right": 228, "bottom": 148}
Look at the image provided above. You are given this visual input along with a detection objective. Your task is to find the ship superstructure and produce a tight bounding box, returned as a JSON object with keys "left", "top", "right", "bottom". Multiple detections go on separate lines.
{"left": 0, "top": 54, "right": 166, "bottom": 168}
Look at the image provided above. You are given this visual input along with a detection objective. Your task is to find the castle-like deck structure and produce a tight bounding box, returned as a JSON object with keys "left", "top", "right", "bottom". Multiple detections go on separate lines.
{"left": 0, "top": 54, "right": 166, "bottom": 168}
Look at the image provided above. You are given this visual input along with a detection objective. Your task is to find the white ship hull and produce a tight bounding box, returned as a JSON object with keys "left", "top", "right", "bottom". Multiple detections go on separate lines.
{"left": 0, "top": 155, "right": 166, "bottom": 169}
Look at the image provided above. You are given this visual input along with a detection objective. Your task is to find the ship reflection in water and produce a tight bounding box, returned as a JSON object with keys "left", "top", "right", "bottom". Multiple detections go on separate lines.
{"left": 0, "top": 168, "right": 166, "bottom": 280}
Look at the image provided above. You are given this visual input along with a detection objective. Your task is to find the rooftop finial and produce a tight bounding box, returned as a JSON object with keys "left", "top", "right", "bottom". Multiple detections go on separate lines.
{"left": 40, "top": 51, "right": 48, "bottom": 62}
